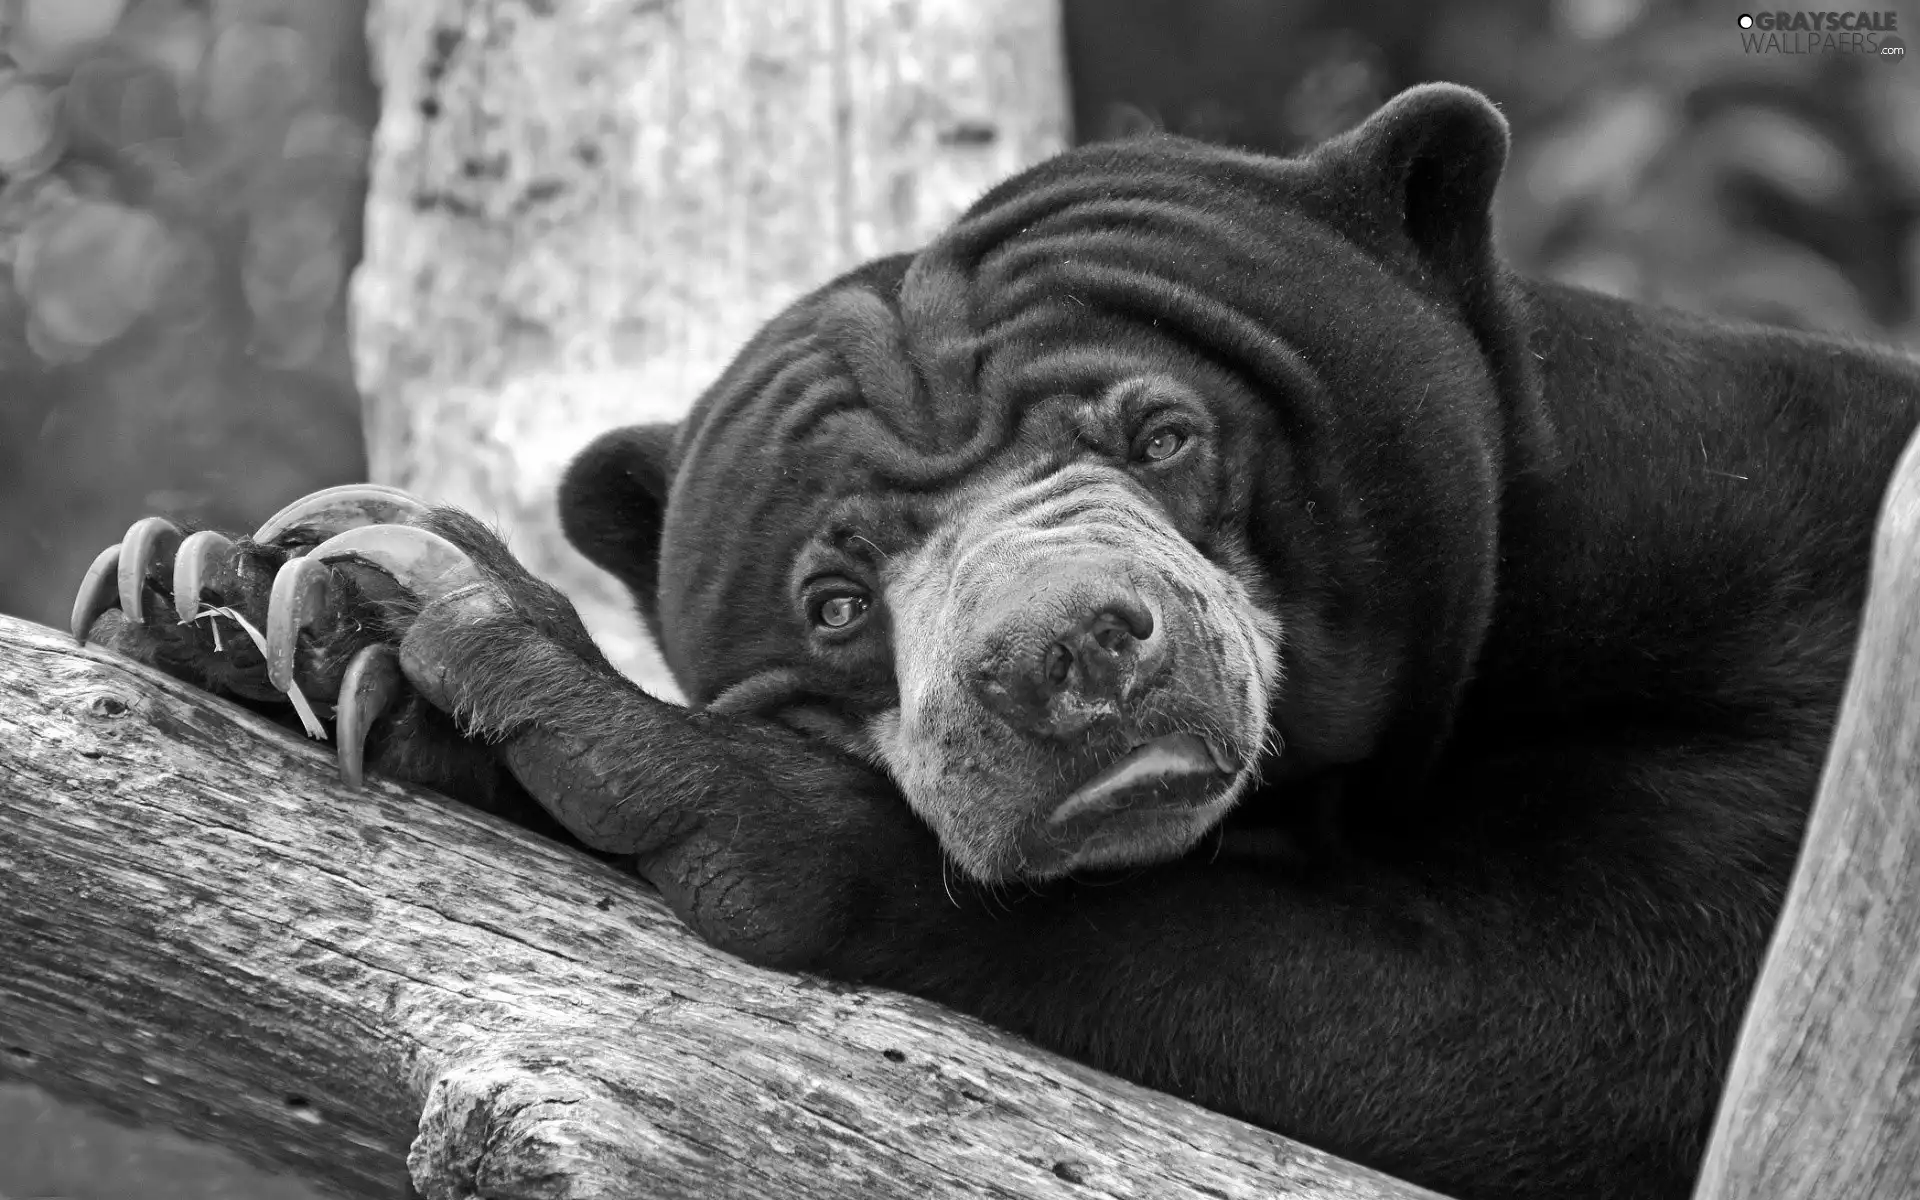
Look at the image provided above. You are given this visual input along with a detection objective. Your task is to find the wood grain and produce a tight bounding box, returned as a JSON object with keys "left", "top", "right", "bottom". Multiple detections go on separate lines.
{"left": 1692, "top": 426, "right": 1920, "bottom": 1200}
{"left": 0, "top": 614, "right": 1441, "bottom": 1200}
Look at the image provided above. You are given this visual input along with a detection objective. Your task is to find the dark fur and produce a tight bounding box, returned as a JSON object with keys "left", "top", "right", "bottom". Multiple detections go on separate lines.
{"left": 557, "top": 86, "right": 1920, "bottom": 1196}
{"left": 96, "top": 86, "right": 1920, "bottom": 1200}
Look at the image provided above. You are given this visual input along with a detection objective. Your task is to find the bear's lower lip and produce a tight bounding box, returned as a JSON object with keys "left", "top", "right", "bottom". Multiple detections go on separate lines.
{"left": 1048, "top": 732, "right": 1235, "bottom": 825}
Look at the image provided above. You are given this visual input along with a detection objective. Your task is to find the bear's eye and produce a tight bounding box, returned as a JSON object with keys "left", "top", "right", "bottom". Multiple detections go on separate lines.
{"left": 1135, "top": 427, "right": 1186, "bottom": 463}
{"left": 812, "top": 592, "right": 871, "bottom": 630}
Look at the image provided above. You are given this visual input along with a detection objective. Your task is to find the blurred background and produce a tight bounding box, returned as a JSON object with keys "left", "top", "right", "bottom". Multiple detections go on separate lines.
{"left": 1, "top": 0, "right": 1917, "bottom": 630}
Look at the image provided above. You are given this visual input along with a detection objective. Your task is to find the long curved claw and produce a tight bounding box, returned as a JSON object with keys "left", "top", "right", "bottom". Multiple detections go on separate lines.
{"left": 265, "top": 554, "right": 332, "bottom": 694}
{"left": 118, "top": 517, "right": 184, "bottom": 624}
{"left": 309, "top": 524, "right": 481, "bottom": 603}
{"left": 336, "top": 643, "right": 403, "bottom": 789}
{"left": 171, "top": 529, "right": 236, "bottom": 624}
{"left": 71, "top": 544, "right": 122, "bottom": 643}
{"left": 253, "top": 483, "right": 432, "bottom": 545}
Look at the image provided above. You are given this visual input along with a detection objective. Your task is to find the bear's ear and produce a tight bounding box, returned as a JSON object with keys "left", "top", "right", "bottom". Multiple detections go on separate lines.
{"left": 1309, "top": 83, "right": 1509, "bottom": 290}
{"left": 558, "top": 423, "right": 678, "bottom": 634}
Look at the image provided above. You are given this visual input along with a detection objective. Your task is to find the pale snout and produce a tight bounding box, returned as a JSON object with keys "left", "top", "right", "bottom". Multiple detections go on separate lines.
{"left": 966, "top": 555, "right": 1166, "bottom": 739}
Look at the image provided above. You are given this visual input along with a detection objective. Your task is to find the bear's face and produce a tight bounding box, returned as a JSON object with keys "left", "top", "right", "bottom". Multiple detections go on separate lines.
{"left": 561, "top": 85, "right": 1537, "bottom": 883}
{"left": 781, "top": 369, "right": 1283, "bottom": 881}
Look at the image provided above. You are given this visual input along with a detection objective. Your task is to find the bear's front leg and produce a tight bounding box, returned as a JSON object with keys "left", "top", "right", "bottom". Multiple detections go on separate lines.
{"left": 385, "top": 512, "right": 939, "bottom": 965}
{"left": 75, "top": 485, "right": 925, "bottom": 958}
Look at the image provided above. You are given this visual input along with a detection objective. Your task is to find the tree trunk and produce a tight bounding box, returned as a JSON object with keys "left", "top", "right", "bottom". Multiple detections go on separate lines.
{"left": 0, "top": 613, "right": 1442, "bottom": 1200}
{"left": 351, "top": 0, "right": 1069, "bottom": 698}
{"left": 1691, "top": 429, "right": 1920, "bottom": 1200}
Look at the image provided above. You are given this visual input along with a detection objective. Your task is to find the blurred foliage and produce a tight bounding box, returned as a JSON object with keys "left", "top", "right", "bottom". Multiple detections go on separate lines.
{"left": 1066, "top": 0, "right": 1920, "bottom": 340}
{"left": 0, "top": 0, "right": 371, "bottom": 629}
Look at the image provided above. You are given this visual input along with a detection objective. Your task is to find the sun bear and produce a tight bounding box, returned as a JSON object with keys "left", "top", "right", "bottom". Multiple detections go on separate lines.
{"left": 73, "top": 84, "right": 1920, "bottom": 1200}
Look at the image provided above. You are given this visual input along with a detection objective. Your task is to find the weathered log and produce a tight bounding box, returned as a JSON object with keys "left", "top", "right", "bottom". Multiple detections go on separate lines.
{"left": 1692, "top": 427, "right": 1920, "bottom": 1200}
{"left": 0, "top": 613, "right": 1439, "bottom": 1200}
{"left": 352, "top": 0, "right": 1069, "bottom": 699}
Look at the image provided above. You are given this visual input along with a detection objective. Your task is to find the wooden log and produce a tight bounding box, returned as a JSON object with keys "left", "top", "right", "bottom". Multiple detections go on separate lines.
{"left": 0, "top": 613, "right": 1441, "bottom": 1200}
{"left": 1692, "top": 425, "right": 1920, "bottom": 1200}
{"left": 351, "top": 0, "right": 1070, "bottom": 699}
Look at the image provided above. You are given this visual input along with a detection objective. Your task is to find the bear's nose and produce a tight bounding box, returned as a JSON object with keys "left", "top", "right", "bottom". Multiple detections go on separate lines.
{"left": 971, "top": 589, "right": 1161, "bottom": 738}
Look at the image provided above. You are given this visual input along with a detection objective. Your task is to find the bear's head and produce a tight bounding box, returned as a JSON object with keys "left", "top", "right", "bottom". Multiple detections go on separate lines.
{"left": 559, "top": 84, "right": 1551, "bottom": 883}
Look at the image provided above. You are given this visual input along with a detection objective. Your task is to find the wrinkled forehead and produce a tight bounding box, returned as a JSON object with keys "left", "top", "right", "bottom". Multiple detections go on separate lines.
{"left": 674, "top": 291, "right": 1192, "bottom": 554}
{"left": 653, "top": 135, "right": 1347, "bottom": 696}
{"left": 652, "top": 265, "right": 1190, "bottom": 698}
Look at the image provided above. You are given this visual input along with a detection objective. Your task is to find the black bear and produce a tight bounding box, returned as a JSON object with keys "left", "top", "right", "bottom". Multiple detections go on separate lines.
{"left": 73, "top": 84, "right": 1920, "bottom": 1200}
